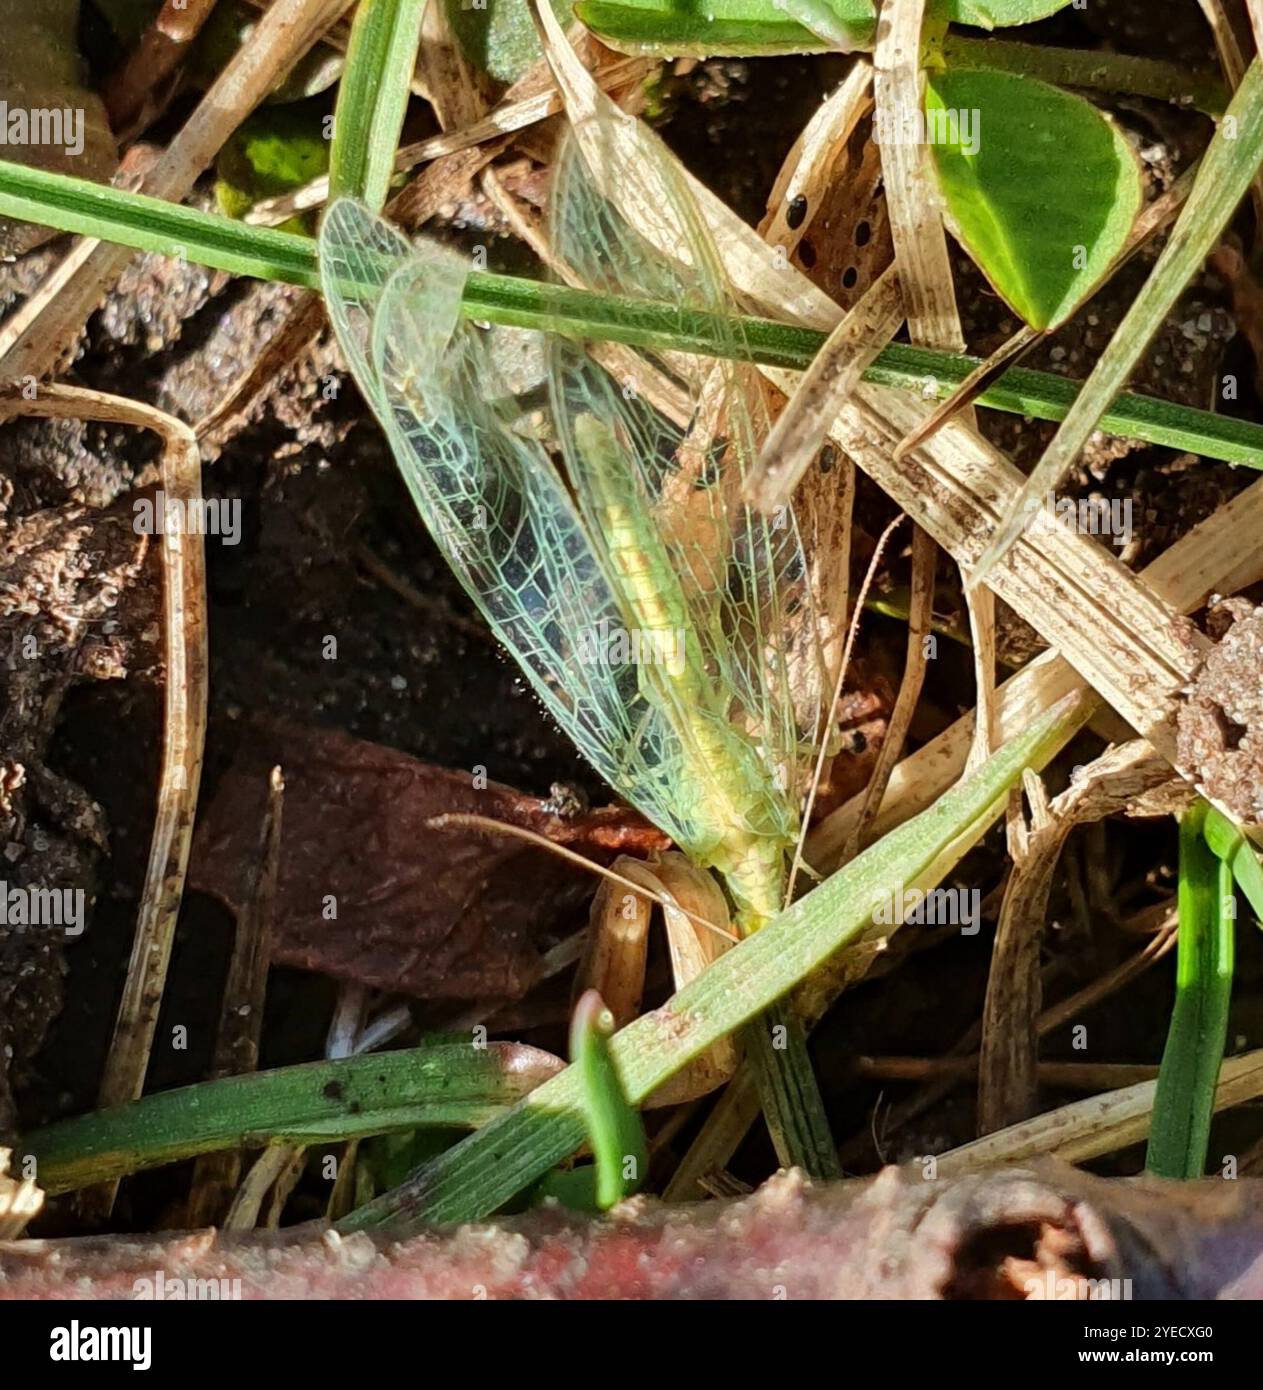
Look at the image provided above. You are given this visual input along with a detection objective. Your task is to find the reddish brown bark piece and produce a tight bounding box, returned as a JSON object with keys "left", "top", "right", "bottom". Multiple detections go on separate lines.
{"left": 189, "top": 722, "right": 668, "bottom": 1003}
{"left": 3, "top": 1163, "right": 1262, "bottom": 1300}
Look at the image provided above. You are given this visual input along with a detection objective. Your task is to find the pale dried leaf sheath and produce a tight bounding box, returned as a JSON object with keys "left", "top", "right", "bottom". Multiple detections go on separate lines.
{"left": 807, "top": 477, "right": 1263, "bottom": 872}
{"left": 577, "top": 865, "right": 655, "bottom": 1027}
{"left": 1198, "top": 0, "right": 1263, "bottom": 227}
{"left": 0, "top": 0, "right": 352, "bottom": 382}
{"left": 760, "top": 59, "right": 873, "bottom": 253}
{"left": 872, "top": 0, "right": 995, "bottom": 770}
{"left": 977, "top": 743, "right": 1173, "bottom": 1136}
{"left": 873, "top": 0, "right": 963, "bottom": 352}
{"left": 940, "top": 1048, "right": 1263, "bottom": 1173}
{"left": 746, "top": 263, "right": 904, "bottom": 513}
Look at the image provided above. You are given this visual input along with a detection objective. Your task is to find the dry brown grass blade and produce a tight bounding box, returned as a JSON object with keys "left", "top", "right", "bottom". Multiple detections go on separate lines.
{"left": 195, "top": 291, "right": 326, "bottom": 443}
{"left": 938, "top": 1048, "right": 1263, "bottom": 1173}
{"left": 858, "top": 1057, "right": 1161, "bottom": 1089}
{"left": 187, "top": 767, "right": 285, "bottom": 1228}
{"left": 808, "top": 476, "right": 1263, "bottom": 871}
{"left": 792, "top": 446, "right": 855, "bottom": 694}
{"left": 759, "top": 59, "right": 873, "bottom": 252}
{"left": 872, "top": 0, "right": 995, "bottom": 774}
{"left": 872, "top": 0, "right": 963, "bottom": 352}
{"left": 0, "top": 385, "right": 209, "bottom": 1219}
{"left": 745, "top": 263, "right": 903, "bottom": 512}
{"left": 0, "top": 0, "right": 352, "bottom": 383}
{"left": 224, "top": 1144, "right": 300, "bottom": 1231}
{"left": 240, "top": 0, "right": 432, "bottom": 98}
{"left": 976, "top": 744, "right": 1174, "bottom": 1136}
{"left": 812, "top": 386, "right": 1205, "bottom": 769}
{"left": 895, "top": 325, "right": 1042, "bottom": 463}
{"left": 787, "top": 513, "right": 907, "bottom": 902}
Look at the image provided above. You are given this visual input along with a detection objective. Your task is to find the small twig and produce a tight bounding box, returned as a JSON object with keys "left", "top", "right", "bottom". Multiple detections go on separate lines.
{"left": 102, "top": 0, "right": 219, "bottom": 138}
{"left": 856, "top": 1057, "right": 1161, "bottom": 1088}
{"left": 188, "top": 768, "right": 285, "bottom": 1226}
{"left": 427, "top": 814, "right": 738, "bottom": 943}
{"left": 841, "top": 525, "right": 935, "bottom": 863}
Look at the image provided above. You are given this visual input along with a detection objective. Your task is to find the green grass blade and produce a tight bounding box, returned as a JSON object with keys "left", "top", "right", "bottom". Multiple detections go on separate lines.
{"left": 0, "top": 180, "right": 1253, "bottom": 467}
{"left": 941, "top": 34, "right": 1227, "bottom": 115}
{"left": 328, "top": 0, "right": 427, "bottom": 209}
{"left": 971, "top": 57, "right": 1263, "bottom": 585}
{"left": 18, "top": 1044, "right": 561, "bottom": 1195}
{"left": 571, "top": 991, "right": 648, "bottom": 1208}
{"left": 0, "top": 157, "right": 318, "bottom": 285}
{"left": 1203, "top": 805, "right": 1263, "bottom": 927}
{"left": 337, "top": 691, "right": 1089, "bottom": 1231}
{"left": 1146, "top": 802, "right": 1236, "bottom": 1180}
{"left": 1, "top": 159, "right": 1260, "bottom": 468}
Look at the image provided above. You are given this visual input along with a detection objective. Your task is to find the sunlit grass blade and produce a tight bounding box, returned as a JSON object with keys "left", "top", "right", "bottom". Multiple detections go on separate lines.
{"left": 18, "top": 1044, "right": 562, "bottom": 1195}
{"left": 1202, "top": 805, "right": 1263, "bottom": 925}
{"left": 1146, "top": 802, "right": 1236, "bottom": 1180}
{"left": 1, "top": 158, "right": 1260, "bottom": 468}
{"left": 338, "top": 691, "right": 1089, "bottom": 1230}
{"left": 328, "top": 0, "right": 426, "bottom": 209}
{"left": 970, "top": 57, "right": 1263, "bottom": 586}
{"left": 571, "top": 990, "right": 648, "bottom": 1208}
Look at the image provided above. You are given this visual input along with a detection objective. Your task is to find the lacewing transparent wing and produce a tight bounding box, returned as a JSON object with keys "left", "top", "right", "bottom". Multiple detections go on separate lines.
{"left": 546, "top": 129, "right": 818, "bottom": 833}
{"left": 318, "top": 123, "right": 821, "bottom": 884}
{"left": 320, "top": 200, "right": 694, "bottom": 848}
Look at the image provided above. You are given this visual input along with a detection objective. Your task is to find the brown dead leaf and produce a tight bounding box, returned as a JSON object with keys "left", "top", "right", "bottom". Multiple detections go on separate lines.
{"left": 189, "top": 722, "right": 668, "bottom": 1003}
